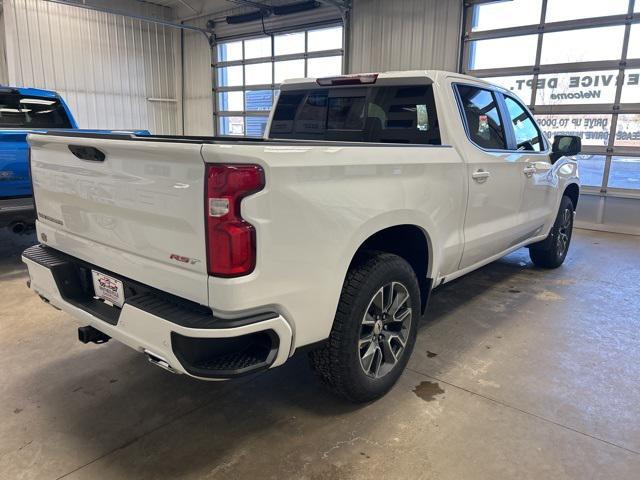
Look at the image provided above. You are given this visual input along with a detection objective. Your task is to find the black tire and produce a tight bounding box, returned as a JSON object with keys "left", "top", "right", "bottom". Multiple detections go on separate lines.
{"left": 309, "top": 252, "right": 420, "bottom": 403}
{"left": 529, "top": 195, "right": 574, "bottom": 269}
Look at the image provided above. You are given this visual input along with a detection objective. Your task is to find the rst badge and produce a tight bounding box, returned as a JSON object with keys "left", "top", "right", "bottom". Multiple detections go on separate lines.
{"left": 170, "top": 254, "right": 201, "bottom": 265}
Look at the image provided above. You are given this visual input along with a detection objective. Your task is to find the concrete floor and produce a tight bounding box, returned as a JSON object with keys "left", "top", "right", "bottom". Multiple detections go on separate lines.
{"left": 1, "top": 228, "right": 639, "bottom": 480}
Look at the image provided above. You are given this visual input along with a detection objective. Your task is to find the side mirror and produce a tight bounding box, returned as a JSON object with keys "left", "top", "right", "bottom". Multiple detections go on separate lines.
{"left": 551, "top": 135, "right": 581, "bottom": 163}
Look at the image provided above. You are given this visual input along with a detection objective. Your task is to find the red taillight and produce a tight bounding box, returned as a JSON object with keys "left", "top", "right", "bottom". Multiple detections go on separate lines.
{"left": 205, "top": 164, "right": 265, "bottom": 277}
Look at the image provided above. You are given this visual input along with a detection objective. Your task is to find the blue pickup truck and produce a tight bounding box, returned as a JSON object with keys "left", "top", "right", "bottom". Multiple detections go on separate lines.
{"left": 0, "top": 86, "right": 148, "bottom": 233}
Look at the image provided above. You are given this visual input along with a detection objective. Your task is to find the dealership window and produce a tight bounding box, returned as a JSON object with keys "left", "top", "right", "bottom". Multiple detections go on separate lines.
{"left": 463, "top": 0, "right": 640, "bottom": 192}
{"left": 215, "top": 25, "right": 343, "bottom": 138}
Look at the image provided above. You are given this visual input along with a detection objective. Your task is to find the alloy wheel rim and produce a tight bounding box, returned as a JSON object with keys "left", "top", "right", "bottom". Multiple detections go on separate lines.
{"left": 557, "top": 208, "right": 572, "bottom": 256}
{"left": 358, "top": 282, "right": 412, "bottom": 378}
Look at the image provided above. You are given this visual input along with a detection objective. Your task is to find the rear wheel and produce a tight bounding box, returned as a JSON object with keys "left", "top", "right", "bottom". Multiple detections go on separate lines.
{"left": 529, "top": 195, "right": 574, "bottom": 268}
{"left": 309, "top": 252, "right": 420, "bottom": 403}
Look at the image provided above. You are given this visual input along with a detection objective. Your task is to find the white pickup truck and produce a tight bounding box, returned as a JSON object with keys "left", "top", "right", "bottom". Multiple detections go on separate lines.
{"left": 23, "top": 70, "right": 580, "bottom": 402}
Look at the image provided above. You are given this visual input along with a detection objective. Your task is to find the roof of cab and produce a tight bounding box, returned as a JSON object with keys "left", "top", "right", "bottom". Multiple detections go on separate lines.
{"left": 0, "top": 86, "right": 60, "bottom": 98}
{"left": 279, "top": 70, "right": 502, "bottom": 91}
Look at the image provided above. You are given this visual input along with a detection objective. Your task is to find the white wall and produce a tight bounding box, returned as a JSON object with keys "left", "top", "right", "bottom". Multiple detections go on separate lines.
{"left": 0, "top": 12, "right": 9, "bottom": 85}
{"left": 349, "top": 0, "right": 462, "bottom": 73}
{"left": 2, "top": 0, "right": 181, "bottom": 134}
{"left": 182, "top": 18, "right": 214, "bottom": 136}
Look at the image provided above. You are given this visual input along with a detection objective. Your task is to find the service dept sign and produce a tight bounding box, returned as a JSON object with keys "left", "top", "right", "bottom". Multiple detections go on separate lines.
{"left": 492, "top": 70, "right": 640, "bottom": 147}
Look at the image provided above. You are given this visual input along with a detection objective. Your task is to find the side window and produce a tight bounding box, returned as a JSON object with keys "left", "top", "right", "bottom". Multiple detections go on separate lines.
{"left": 456, "top": 84, "right": 506, "bottom": 150}
{"left": 504, "top": 96, "right": 544, "bottom": 152}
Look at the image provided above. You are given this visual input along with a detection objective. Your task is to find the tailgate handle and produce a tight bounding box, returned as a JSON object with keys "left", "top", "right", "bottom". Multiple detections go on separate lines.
{"left": 68, "top": 145, "right": 105, "bottom": 162}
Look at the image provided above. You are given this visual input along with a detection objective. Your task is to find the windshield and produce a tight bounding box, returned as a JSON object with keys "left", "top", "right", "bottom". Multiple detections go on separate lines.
{"left": 0, "top": 93, "right": 72, "bottom": 128}
{"left": 269, "top": 84, "right": 441, "bottom": 144}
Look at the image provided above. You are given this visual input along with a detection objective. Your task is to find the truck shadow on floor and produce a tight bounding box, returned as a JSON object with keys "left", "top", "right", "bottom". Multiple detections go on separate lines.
{"left": 0, "top": 227, "right": 37, "bottom": 279}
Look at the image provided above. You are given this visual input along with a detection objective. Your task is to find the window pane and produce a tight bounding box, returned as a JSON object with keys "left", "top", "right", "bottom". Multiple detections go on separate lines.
{"left": 270, "top": 85, "right": 441, "bottom": 144}
{"left": 270, "top": 91, "right": 306, "bottom": 135}
{"left": 274, "top": 32, "right": 305, "bottom": 56}
{"left": 245, "top": 62, "right": 272, "bottom": 86}
{"left": 608, "top": 156, "right": 640, "bottom": 189}
{"left": 540, "top": 26, "right": 625, "bottom": 64}
{"left": 244, "top": 37, "right": 271, "bottom": 60}
{"left": 628, "top": 25, "right": 640, "bottom": 59}
{"left": 0, "top": 94, "right": 72, "bottom": 128}
{"left": 545, "top": 0, "right": 629, "bottom": 22}
{"left": 307, "top": 56, "right": 342, "bottom": 78}
{"left": 327, "top": 96, "right": 366, "bottom": 130}
{"left": 217, "top": 41, "right": 242, "bottom": 62}
{"left": 535, "top": 114, "right": 611, "bottom": 146}
{"left": 484, "top": 75, "right": 533, "bottom": 105}
{"left": 294, "top": 92, "right": 327, "bottom": 135}
{"left": 218, "top": 91, "right": 243, "bottom": 111}
{"left": 472, "top": 0, "right": 542, "bottom": 31}
{"left": 274, "top": 59, "right": 304, "bottom": 83}
{"left": 219, "top": 116, "right": 244, "bottom": 136}
{"left": 576, "top": 154, "right": 606, "bottom": 187}
{"left": 504, "top": 96, "right": 543, "bottom": 151}
{"left": 245, "top": 90, "right": 273, "bottom": 111}
{"left": 217, "top": 66, "right": 243, "bottom": 87}
{"left": 535, "top": 71, "right": 621, "bottom": 105}
{"left": 367, "top": 85, "right": 441, "bottom": 144}
{"left": 469, "top": 35, "right": 538, "bottom": 70}
{"left": 614, "top": 114, "right": 640, "bottom": 147}
{"left": 246, "top": 116, "right": 269, "bottom": 137}
{"left": 456, "top": 85, "right": 506, "bottom": 149}
{"left": 308, "top": 26, "right": 342, "bottom": 52}
{"left": 620, "top": 69, "right": 640, "bottom": 103}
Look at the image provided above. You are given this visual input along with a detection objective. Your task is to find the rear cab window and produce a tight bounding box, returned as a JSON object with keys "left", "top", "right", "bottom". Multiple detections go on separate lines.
{"left": 0, "top": 92, "right": 72, "bottom": 128}
{"left": 270, "top": 84, "right": 441, "bottom": 145}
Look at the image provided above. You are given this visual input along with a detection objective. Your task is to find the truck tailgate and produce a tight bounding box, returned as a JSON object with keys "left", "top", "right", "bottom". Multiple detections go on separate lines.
{"left": 28, "top": 133, "right": 209, "bottom": 305}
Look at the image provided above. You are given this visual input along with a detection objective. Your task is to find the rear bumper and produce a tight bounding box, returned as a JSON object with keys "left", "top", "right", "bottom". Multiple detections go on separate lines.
{"left": 22, "top": 244, "right": 293, "bottom": 379}
{"left": 0, "top": 197, "right": 35, "bottom": 228}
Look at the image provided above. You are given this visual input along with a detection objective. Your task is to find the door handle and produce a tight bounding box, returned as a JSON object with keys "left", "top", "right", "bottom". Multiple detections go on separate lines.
{"left": 472, "top": 169, "right": 490, "bottom": 182}
{"left": 523, "top": 165, "right": 537, "bottom": 177}
{"left": 68, "top": 145, "right": 105, "bottom": 162}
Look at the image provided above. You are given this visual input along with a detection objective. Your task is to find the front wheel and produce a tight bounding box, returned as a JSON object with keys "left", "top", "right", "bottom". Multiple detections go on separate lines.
{"left": 309, "top": 252, "right": 420, "bottom": 403}
{"left": 529, "top": 195, "right": 574, "bottom": 269}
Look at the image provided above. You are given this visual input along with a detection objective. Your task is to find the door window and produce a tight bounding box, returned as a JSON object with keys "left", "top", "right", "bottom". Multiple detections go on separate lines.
{"left": 455, "top": 85, "right": 506, "bottom": 150}
{"left": 504, "top": 96, "right": 544, "bottom": 151}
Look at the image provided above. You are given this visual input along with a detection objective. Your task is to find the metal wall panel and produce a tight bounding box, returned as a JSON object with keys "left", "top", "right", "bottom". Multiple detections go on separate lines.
{"left": 0, "top": 12, "right": 9, "bottom": 85}
{"left": 182, "top": 17, "right": 214, "bottom": 136}
{"left": 3, "top": 0, "right": 181, "bottom": 134}
{"left": 349, "top": 0, "right": 462, "bottom": 73}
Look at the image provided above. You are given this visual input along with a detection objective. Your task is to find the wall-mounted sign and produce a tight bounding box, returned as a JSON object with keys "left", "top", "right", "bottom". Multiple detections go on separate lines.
{"left": 488, "top": 70, "right": 640, "bottom": 105}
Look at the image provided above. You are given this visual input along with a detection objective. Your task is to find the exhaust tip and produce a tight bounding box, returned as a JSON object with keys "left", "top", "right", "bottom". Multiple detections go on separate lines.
{"left": 144, "top": 349, "right": 177, "bottom": 373}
